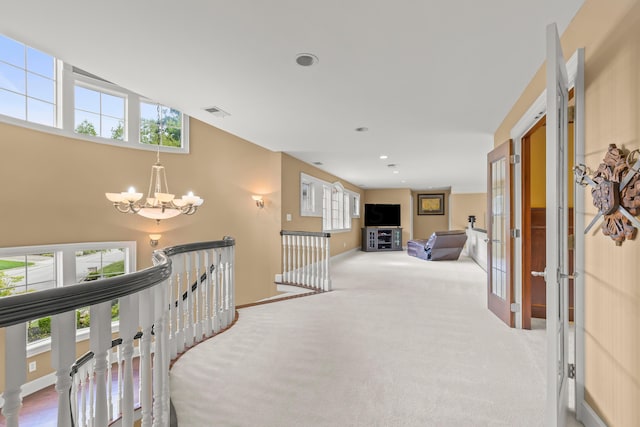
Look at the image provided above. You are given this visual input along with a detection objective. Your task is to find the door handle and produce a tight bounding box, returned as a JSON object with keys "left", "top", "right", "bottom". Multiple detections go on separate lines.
{"left": 531, "top": 270, "right": 546, "bottom": 279}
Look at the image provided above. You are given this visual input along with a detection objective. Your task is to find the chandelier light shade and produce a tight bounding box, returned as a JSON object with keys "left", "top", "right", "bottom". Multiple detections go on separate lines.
{"left": 105, "top": 104, "right": 204, "bottom": 222}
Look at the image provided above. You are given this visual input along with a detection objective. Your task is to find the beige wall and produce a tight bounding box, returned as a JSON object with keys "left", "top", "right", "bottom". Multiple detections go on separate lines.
{"left": 449, "top": 193, "right": 487, "bottom": 230}
{"left": 280, "top": 154, "right": 363, "bottom": 256}
{"left": 411, "top": 189, "right": 451, "bottom": 239}
{"left": 0, "top": 117, "right": 282, "bottom": 305}
{"left": 363, "top": 189, "right": 412, "bottom": 245}
{"left": 495, "top": 0, "right": 640, "bottom": 424}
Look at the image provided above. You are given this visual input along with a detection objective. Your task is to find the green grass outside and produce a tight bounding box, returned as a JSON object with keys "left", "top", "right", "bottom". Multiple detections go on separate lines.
{"left": 86, "top": 260, "right": 125, "bottom": 280}
{"left": 0, "top": 260, "right": 34, "bottom": 270}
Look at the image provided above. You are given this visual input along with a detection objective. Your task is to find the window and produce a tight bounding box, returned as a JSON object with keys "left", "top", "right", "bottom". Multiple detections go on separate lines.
{"left": 140, "top": 101, "right": 182, "bottom": 147}
{"left": 0, "top": 33, "right": 190, "bottom": 153}
{"left": 300, "top": 173, "right": 324, "bottom": 217}
{"left": 74, "top": 85, "right": 125, "bottom": 140}
{"left": 351, "top": 193, "right": 361, "bottom": 218}
{"left": 0, "top": 241, "right": 135, "bottom": 354}
{"left": 302, "top": 173, "right": 359, "bottom": 232}
{"left": 0, "top": 35, "right": 56, "bottom": 126}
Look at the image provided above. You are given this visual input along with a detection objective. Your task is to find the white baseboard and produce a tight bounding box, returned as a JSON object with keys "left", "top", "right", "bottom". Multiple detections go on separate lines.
{"left": 330, "top": 247, "right": 359, "bottom": 262}
{"left": 579, "top": 401, "right": 608, "bottom": 427}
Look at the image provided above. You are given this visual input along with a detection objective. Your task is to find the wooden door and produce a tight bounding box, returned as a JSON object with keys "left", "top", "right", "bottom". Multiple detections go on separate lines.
{"left": 487, "top": 140, "right": 513, "bottom": 326}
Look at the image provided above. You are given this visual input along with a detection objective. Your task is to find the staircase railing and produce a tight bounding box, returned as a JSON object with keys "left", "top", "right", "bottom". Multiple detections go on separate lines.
{"left": 280, "top": 231, "right": 331, "bottom": 291}
{"left": 0, "top": 238, "right": 235, "bottom": 427}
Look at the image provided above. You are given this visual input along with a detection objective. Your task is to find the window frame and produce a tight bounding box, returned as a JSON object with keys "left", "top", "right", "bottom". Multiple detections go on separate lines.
{"left": 0, "top": 39, "right": 58, "bottom": 127}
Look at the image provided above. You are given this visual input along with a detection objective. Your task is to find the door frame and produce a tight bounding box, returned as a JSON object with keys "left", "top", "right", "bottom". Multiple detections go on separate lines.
{"left": 509, "top": 49, "right": 593, "bottom": 424}
{"left": 487, "top": 141, "right": 513, "bottom": 327}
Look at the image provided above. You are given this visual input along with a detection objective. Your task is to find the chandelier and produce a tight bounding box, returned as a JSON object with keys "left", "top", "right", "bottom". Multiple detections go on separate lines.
{"left": 105, "top": 105, "right": 203, "bottom": 222}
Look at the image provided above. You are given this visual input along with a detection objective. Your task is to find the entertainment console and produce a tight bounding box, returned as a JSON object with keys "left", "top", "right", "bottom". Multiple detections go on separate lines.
{"left": 361, "top": 227, "right": 403, "bottom": 252}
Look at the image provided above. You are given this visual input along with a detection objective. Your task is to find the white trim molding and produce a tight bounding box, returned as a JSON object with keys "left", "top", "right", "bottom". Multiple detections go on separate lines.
{"left": 580, "top": 401, "right": 608, "bottom": 427}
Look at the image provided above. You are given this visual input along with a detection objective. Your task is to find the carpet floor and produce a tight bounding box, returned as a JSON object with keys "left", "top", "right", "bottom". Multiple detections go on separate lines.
{"left": 170, "top": 252, "right": 553, "bottom": 427}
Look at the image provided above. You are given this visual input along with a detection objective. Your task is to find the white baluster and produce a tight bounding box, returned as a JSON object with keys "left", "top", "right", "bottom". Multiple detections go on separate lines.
{"left": 195, "top": 250, "right": 203, "bottom": 341}
{"left": 162, "top": 277, "right": 172, "bottom": 423}
{"left": 287, "top": 236, "right": 295, "bottom": 283}
{"left": 213, "top": 249, "right": 221, "bottom": 332}
{"left": 324, "top": 235, "right": 331, "bottom": 291}
{"left": 281, "top": 234, "right": 286, "bottom": 283}
{"left": 152, "top": 283, "right": 166, "bottom": 427}
{"left": 225, "top": 252, "right": 233, "bottom": 326}
{"left": 204, "top": 249, "right": 213, "bottom": 337}
{"left": 311, "top": 236, "right": 317, "bottom": 289}
{"left": 2, "top": 323, "right": 27, "bottom": 427}
{"left": 229, "top": 244, "right": 235, "bottom": 316}
{"left": 107, "top": 348, "right": 113, "bottom": 421}
{"left": 300, "top": 236, "right": 306, "bottom": 286}
{"left": 138, "top": 287, "right": 154, "bottom": 427}
{"left": 70, "top": 369, "right": 78, "bottom": 425}
{"left": 120, "top": 293, "right": 139, "bottom": 426}
{"left": 90, "top": 301, "right": 112, "bottom": 427}
{"left": 315, "top": 236, "right": 321, "bottom": 290}
{"left": 297, "top": 235, "right": 302, "bottom": 284}
{"left": 220, "top": 255, "right": 228, "bottom": 329}
{"left": 173, "top": 255, "right": 185, "bottom": 354}
{"left": 79, "top": 368, "right": 88, "bottom": 427}
{"left": 169, "top": 271, "right": 177, "bottom": 360}
{"left": 50, "top": 311, "right": 76, "bottom": 426}
{"left": 184, "top": 252, "right": 194, "bottom": 347}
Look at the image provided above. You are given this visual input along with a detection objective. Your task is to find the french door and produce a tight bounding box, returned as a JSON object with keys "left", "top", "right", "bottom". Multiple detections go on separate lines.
{"left": 487, "top": 140, "right": 513, "bottom": 326}
{"left": 545, "top": 22, "right": 571, "bottom": 426}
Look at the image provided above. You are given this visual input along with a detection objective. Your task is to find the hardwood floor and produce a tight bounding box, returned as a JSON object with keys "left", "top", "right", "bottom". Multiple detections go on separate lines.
{"left": 1, "top": 357, "right": 140, "bottom": 427}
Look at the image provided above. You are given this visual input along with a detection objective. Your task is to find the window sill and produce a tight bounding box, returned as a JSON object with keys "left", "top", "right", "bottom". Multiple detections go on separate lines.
{"left": 27, "top": 321, "right": 121, "bottom": 358}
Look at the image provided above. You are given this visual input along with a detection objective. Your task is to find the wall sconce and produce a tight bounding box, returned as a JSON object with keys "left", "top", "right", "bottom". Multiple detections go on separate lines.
{"left": 149, "top": 234, "right": 162, "bottom": 247}
{"left": 252, "top": 195, "right": 265, "bottom": 209}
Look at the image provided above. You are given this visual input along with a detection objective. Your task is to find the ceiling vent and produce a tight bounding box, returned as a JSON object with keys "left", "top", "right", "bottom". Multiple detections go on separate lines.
{"left": 204, "top": 106, "right": 230, "bottom": 118}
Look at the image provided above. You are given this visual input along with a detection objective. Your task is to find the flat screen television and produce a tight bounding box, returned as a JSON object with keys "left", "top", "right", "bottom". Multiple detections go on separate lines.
{"left": 364, "top": 204, "right": 401, "bottom": 227}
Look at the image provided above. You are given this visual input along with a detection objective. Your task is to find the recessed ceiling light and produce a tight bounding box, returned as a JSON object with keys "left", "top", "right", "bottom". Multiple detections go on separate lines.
{"left": 295, "top": 53, "right": 319, "bottom": 67}
{"left": 379, "top": 155, "right": 388, "bottom": 159}
{"left": 393, "top": 170, "right": 400, "bottom": 174}
{"left": 401, "top": 180, "right": 407, "bottom": 183}
{"left": 355, "top": 127, "right": 369, "bottom": 132}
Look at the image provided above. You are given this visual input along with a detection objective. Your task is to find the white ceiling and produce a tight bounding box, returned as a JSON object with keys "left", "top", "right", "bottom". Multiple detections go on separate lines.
{"left": 2, "top": 0, "right": 584, "bottom": 193}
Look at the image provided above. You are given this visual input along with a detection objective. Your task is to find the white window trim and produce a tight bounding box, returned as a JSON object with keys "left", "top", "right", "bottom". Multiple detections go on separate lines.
{"left": 0, "top": 241, "right": 136, "bottom": 358}
{"left": 0, "top": 47, "right": 190, "bottom": 154}
{"left": 300, "top": 172, "right": 360, "bottom": 233}
{"left": 300, "top": 173, "right": 323, "bottom": 217}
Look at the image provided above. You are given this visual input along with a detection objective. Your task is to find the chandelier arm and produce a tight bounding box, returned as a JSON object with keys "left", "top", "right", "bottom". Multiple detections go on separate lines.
{"left": 129, "top": 202, "right": 141, "bottom": 213}
{"left": 114, "top": 203, "right": 131, "bottom": 214}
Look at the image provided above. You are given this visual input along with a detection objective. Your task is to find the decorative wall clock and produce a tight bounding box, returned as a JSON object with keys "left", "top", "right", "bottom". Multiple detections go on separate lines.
{"left": 574, "top": 144, "right": 640, "bottom": 245}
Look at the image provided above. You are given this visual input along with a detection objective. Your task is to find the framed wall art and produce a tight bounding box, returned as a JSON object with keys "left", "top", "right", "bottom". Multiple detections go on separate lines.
{"left": 417, "top": 193, "right": 445, "bottom": 215}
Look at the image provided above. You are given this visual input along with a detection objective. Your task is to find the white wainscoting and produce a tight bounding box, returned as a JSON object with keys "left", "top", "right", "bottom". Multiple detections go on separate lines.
{"left": 466, "top": 228, "right": 487, "bottom": 272}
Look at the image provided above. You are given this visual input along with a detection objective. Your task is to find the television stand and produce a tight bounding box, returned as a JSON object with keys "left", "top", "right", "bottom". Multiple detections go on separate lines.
{"left": 361, "top": 227, "right": 403, "bottom": 252}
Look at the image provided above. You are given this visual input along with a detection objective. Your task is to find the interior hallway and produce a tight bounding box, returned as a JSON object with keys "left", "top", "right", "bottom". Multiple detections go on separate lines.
{"left": 171, "top": 251, "right": 581, "bottom": 426}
